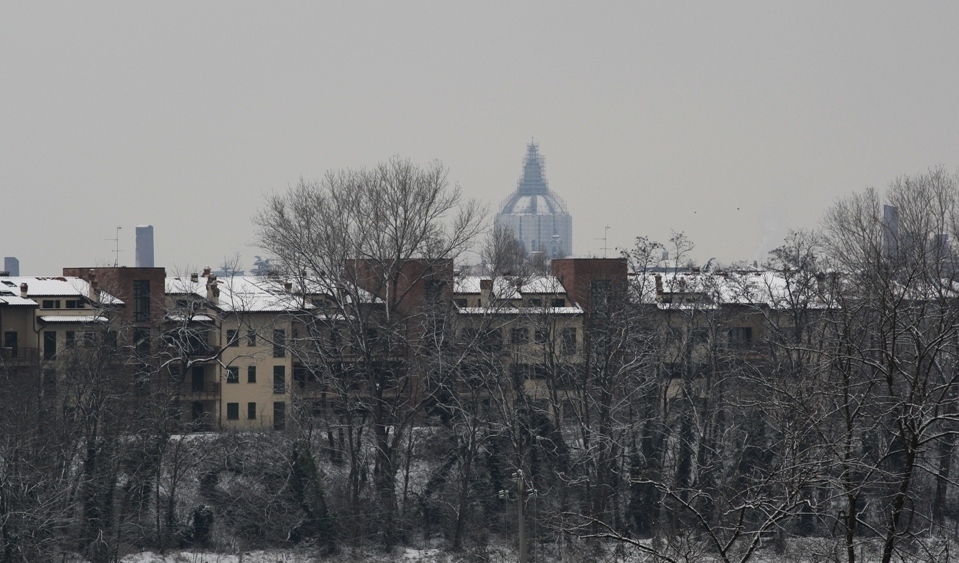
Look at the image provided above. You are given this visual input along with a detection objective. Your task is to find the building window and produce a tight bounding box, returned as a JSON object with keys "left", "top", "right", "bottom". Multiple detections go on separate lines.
{"left": 534, "top": 328, "right": 549, "bottom": 344}
{"left": 133, "top": 280, "right": 150, "bottom": 322}
{"left": 453, "top": 298, "right": 467, "bottom": 308}
{"left": 273, "top": 329, "right": 285, "bottom": 357}
{"left": 191, "top": 402, "right": 204, "bottom": 424}
{"left": 247, "top": 365, "right": 257, "bottom": 383}
{"left": 425, "top": 279, "right": 445, "bottom": 303}
{"left": 227, "top": 402, "right": 239, "bottom": 420}
{"left": 511, "top": 328, "right": 529, "bottom": 345}
{"left": 134, "top": 328, "right": 150, "bottom": 354}
{"left": 480, "top": 328, "right": 502, "bottom": 352}
{"left": 3, "top": 331, "right": 17, "bottom": 357}
{"left": 43, "top": 331, "right": 57, "bottom": 360}
{"left": 191, "top": 366, "right": 205, "bottom": 392}
{"left": 104, "top": 330, "right": 118, "bottom": 349}
{"left": 528, "top": 298, "right": 542, "bottom": 307}
{"left": 227, "top": 329, "right": 239, "bottom": 346}
{"left": 168, "top": 402, "right": 182, "bottom": 423}
{"left": 591, "top": 280, "right": 611, "bottom": 315}
{"left": 65, "top": 331, "right": 76, "bottom": 349}
{"left": 247, "top": 329, "right": 256, "bottom": 347}
{"left": 273, "top": 402, "right": 286, "bottom": 430}
{"left": 226, "top": 367, "right": 239, "bottom": 384}
{"left": 248, "top": 402, "right": 257, "bottom": 420}
{"left": 273, "top": 365, "right": 285, "bottom": 394}
{"left": 80, "top": 331, "right": 95, "bottom": 348}
{"left": 728, "top": 327, "right": 753, "bottom": 346}
{"left": 65, "top": 299, "right": 83, "bottom": 309}
{"left": 552, "top": 298, "right": 565, "bottom": 307}
{"left": 42, "top": 300, "right": 60, "bottom": 309}
{"left": 562, "top": 328, "right": 577, "bottom": 355}
{"left": 294, "top": 364, "right": 307, "bottom": 388}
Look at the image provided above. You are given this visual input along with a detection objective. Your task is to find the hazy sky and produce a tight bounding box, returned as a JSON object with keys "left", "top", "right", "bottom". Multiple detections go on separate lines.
{"left": 3, "top": 2, "right": 957, "bottom": 274}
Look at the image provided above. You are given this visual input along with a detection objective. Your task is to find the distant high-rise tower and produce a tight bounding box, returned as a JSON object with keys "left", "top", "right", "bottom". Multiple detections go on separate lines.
{"left": 495, "top": 142, "right": 572, "bottom": 259}
{"left": 136, "top": 225, "right": 155, "bottom": 268}
{"left": 3, "top": 257, "right": 19, "bottom": 276}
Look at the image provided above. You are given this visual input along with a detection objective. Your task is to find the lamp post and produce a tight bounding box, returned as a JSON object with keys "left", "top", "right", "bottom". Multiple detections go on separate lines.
{"left": 499, "top": 469, "right": 528, "bottom": 563}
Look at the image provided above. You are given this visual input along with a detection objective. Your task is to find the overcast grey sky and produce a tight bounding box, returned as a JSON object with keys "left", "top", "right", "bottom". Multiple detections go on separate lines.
{"left": 3, "top": 2, "right": 957, "bottom": 274}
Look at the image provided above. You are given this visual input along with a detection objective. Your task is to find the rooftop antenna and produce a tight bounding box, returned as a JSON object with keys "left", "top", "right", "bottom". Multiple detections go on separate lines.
{"left": 595, "top": 225, "right": 610, "bottom": 258}
{"left": 106, "top": 226, "right": 122, "bottom": 266}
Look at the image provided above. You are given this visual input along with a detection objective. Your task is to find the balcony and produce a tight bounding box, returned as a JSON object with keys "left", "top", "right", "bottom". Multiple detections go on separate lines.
{"left": 180, "top": 381, "right": 220, "bottom": 399}
{"left": 0, "top": 347, "right": 38, "bottom": 364}
{"left": 187, "top": 344, "right": 221, "bottom": 359}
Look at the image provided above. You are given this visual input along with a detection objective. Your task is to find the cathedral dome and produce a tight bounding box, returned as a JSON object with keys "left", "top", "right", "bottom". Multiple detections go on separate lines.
{"left": 495, "top": 142, "right": 573, "bottom": 258}
{"left": 499, "top": 192, "right": 569, "bottom": 216}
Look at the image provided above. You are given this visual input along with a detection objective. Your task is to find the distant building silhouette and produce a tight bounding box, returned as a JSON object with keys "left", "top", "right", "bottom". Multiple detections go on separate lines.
{"left": 136, "top": 225, "right": 154, "bottom": 268}
{"left": 3, "top": 257, "right": 18, "bottom": 276}
{"left": 495, "top": 142, "right": 572, "bottom": 259}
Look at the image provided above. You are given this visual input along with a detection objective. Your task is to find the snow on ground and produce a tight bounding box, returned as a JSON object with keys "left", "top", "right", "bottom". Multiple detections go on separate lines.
{"left": 108, "top": 536, "right": 959, "bottom": 563}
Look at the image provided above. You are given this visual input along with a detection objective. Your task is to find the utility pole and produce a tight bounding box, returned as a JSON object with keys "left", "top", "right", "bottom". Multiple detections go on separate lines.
{"left": 500, "top": 469, "right": 528, "bottom": 563}
{"left": 517, "top": 470, "right": 527, "bottom": 563}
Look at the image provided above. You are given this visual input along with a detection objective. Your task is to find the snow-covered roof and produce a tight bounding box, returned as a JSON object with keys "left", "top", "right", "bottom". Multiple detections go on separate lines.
{"left": 39, "top": 315, "right": 109, "bottom": 323}
{"left": 165, "top": 314, "right": 215, "bottom": 323}
{"left": 0, "top": 292, "right": 37, "bottom": 306}
{"left": 166, "top": 275, "right": 382, "bottom": 313}
{"left": 521, "top": 276, "right": 566, "bottom": 294}
{"left": 0, "top": 276, "right": 122, "bottom": 305}
{"left": 457, "top": 305, "right": 582, "bottom": 316}
{"left": 631, "top": 270, "right": 831, "bottom": 309}
{"left": 166, "top": 276, "right": 313, "bottom": 313}
{"left": 165, "top": 277, "right": 204, "bottom": 295}
{"left": 454, "top": 275, "right": 566, "bottom": 297}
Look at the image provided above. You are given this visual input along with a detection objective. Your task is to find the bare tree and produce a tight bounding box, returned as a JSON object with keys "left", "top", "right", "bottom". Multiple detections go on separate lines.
{"left": 817, "top": 167, "right": 959, "bottom": 563}
{"left": 255, "top": 157, "right": 484, "bottom": 548}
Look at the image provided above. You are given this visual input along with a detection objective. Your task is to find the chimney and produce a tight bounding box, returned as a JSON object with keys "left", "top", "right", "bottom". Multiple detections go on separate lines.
{"left": 206, "top": 274, "right": 220, "bottom": 304}
{"left": 480, "top": 278, "right": 492, "bottom": 306}
{"left": 202, "top": 266, "right": 212, "bottom": 278}
{"left": 190, "top": 272, "right": 199, "bottom": 283}
{"left": 19, "top": 282, "right": 28, "bottom": 299}
{"left": 284, "top": 281, "right": 293, "bottom": 292}
{"left": 88, "top": 269, "right": 100, "bottom": 301}
{"left": 135, "top": 225, "right": 155, "bottom": 268}
{"left": 654, "top": 274, "right": 663, "bottom": 295}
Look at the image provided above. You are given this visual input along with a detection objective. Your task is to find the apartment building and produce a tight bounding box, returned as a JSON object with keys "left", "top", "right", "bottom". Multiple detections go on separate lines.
{"left": 0, "top": 274, "right": 123, "bottom": 366}
{"left": 1, "top": 258, "right": 632, "bottom": 432}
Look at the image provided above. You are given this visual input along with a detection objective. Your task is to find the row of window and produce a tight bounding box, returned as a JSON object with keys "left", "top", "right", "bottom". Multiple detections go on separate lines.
{"left": 41, "top": 299, "right": 84, "bottom": 310}
{"left": 226, "top": 328, "right": 257, "bottom": 347}
{"left": 452, "top": 298, "right": 567, "bottom": 308}
{"left": 225, "top": 328, "right": 286, "bottom": 358}
{"left": 223, "top": 365, "right": 287, "bottom": 393}
{"left": 464, "top": 327, "right": 578, "bottom": 354}
{"left": 223, "top": 401, "right": 285, "bottom": 430}
{"left": 226, "top": 401, "right": 258, "bottom": 420}
{"left": 42, "top": 330, "right": 119, "bottom": 359}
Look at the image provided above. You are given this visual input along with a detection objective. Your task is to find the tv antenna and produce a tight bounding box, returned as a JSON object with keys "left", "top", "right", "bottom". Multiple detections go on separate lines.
{"left": 595, "top": 226, "right": 610, "bottom": 258}
{"left": 106, "top": 226, "right": 122, "bottom": 266}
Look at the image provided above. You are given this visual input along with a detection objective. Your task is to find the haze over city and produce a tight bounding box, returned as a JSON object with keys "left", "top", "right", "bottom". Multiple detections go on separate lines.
{"left": 2, "top": 2, "right": 957, "bottom": 273}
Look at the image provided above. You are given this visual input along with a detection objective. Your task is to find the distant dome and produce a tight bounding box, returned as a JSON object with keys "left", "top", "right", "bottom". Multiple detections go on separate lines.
{"left": 499, "top": 193, "right": 569, "bottom": 216}
{"left": 495, "top": 142, "right": 573, "bottom": 258}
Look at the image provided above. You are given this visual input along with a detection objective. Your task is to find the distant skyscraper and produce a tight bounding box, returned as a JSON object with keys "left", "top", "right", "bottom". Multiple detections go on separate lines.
{"left": 136, "top": 225, "right": 155, "bottom": 268}
{"left": 3, "top": 257, "right": 19, "bottom": 276}
{"left": 495, "top": 142, "right": 572, "bottom": 259}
